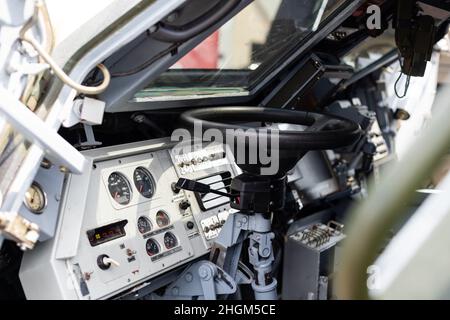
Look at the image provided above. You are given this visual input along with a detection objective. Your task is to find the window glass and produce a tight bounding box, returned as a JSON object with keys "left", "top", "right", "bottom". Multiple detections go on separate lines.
{"left": 133, "top": 0, "right": 347, "bottom": 102}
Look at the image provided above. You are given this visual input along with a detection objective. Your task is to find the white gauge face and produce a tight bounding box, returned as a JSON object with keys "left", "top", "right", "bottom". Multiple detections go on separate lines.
{"left": 24, "top": 182, "right": 46, "bottom": 214}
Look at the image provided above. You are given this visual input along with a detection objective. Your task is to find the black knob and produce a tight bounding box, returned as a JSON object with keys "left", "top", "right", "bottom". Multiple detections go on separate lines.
{"left": 171, "top": 182, "right": 181, "bottom": 194}
{"left": 97, "top": 254, "right": 111, "bottom": 270}
{"left": 186, "top": 221, "right": 195, "bottom": 229}
{"left": 179, "top": 199, "right": 191, "bottom": 210}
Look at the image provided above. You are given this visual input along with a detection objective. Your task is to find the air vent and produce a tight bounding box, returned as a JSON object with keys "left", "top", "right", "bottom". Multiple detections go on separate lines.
{"left": 195, "top": 171, "right": 232, "bottom": 211}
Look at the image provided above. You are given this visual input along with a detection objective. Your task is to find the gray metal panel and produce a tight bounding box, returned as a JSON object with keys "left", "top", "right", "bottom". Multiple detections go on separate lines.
{"left": 20, "top": 138, "right": 240, "bottom": 299}
{"left": 54, "top": 161, "right": 94, "bottom": 260}
{"left": 20, "top": 240, "right": 80, "bottom": 300}
{"left": 19, "top": 165, "right": 66, "bottom": 241}
{"left": 282, "top": 223, "right": 345, "bottom": 300}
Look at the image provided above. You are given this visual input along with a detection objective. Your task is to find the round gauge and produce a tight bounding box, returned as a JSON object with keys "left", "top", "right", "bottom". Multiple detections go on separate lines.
{"left": 24, "top": 182, "right": 46, "bottom": 214}
{"left": 137, "top": 216, "right": 152, "bottom": 234}
{"left": 108, "top": 172, "right": 132, "bottom": 205}
{"left": 133, "top": 167, "right": 156, "bottom": 199}
{"left": 155, "top": 211, "right": 170, "bottom": 228}
{"left": 145, "top": 238, "right": 160, "bottom": 256}
{"left": 164, "top": 232, "right": 178, "bottom": 250}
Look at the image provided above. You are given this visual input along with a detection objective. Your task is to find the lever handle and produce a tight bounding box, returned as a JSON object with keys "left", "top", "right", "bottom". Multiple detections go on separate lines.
{"left": 103, "top": 257, "right": 120, "bottom": 267}
{"left": 176, "top": 178, "right": 234, "bottom": 198}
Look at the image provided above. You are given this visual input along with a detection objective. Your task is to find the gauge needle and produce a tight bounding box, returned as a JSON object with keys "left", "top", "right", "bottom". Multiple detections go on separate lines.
{"left": 139, "top": 185, "right": 143, "bottom": 192}
{"left": 114, "top": 191, "right": 119, "bottom": 199}
{"left": 29, "top": 189, "right": 36, "bottom": 204}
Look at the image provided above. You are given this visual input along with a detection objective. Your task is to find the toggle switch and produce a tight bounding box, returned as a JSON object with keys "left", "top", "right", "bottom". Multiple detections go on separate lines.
{"left": 179, "top": 199, "right": 191, "bottom": 210}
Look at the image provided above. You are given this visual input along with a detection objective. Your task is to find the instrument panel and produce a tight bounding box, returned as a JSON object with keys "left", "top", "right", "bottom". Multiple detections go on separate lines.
{"left": 19, "top": 138, "right": 240, "bottom": 300}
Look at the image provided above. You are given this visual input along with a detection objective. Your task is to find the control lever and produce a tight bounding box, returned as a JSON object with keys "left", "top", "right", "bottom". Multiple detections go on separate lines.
{"left": 97, "top": 254, "right": 120, "bottom": 270}
{"left": 103, "top": 257, "right": 120, "bottom": 267}
{"left": 175, "top": 178, "right": 235, "bottom": 198}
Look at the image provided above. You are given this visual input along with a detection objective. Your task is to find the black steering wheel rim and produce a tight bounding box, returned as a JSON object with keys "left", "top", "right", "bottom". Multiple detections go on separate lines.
{"left": 180, "top": 106, "right": 361, "bottom": 150}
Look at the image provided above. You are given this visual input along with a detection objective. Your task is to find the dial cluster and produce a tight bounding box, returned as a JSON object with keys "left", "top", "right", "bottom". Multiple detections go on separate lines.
{"left": 106, "top": 167, "right": 181, "bottom": 260}
{"left": 107, "top": 167, "right": 156, "bottom": 205}
{"left": 139, "top": 211, "right": 178, "bottom": 257}
{"left": 137, "top": 210, "right": 170, "bottom": 235}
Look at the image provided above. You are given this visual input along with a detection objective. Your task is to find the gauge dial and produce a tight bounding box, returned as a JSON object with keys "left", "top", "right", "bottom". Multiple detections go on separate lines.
{"left": 145, "top": 238, "right": 160, "bottom": 256}
{"left": 137, "top": 216, "right": 152, "bottom": 234}
{"left": 108, "top": 172, "right": 132, "bottom": 205}
{"left": 155, "top": 211, "right": 170, "bottom": 228}
{"left": 133, "top": 167, "right": 156, "bottom": 198}
{"left": 24, "top": 182, "right": 46, "bottom": 214}
{"left": 164, "top": 232, "right": 178, "bottom": 250}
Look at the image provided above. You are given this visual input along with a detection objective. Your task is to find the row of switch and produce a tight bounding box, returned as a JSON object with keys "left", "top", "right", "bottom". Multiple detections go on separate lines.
{"left": 203, "top": 220, "right": 226, "bottom": 233}
{"left": 177, "top": 154, "right": 216, "bottom": 168}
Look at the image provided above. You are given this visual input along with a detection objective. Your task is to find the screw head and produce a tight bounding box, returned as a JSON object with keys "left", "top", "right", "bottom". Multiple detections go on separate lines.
{"left": 185, "top": 272, "right": 193, "bottom": 282}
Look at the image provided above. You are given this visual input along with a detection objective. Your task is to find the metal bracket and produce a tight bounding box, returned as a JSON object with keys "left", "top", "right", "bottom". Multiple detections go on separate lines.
{"left": 214, "top": 212, "right": 272, "bottom": 249}
{"left": 210, "top": 211, "right": 277, "bottom": 300}
{"left": 0, "top": 87, "right": 87, "bottom": 249}
{"left": 0, "top": 87, "right": 87, "bottom": 174}
{"left": 74, "top": 124, "right": 102, "bottom": 149}
{"left": 159, "top": 261, "right": 237, "bottom": 300}
{"left": 63, "top": 97, "right": 105, "bottom": 128}
{"left": 0, "top": 212, "right": 39, "bottom": 250}
{"left": 235, "top": 261, "right": 253, "bottom": 285}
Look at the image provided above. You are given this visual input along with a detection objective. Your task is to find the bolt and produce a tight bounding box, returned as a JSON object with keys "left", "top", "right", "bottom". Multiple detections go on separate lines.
{"left": 185, "top": 272, "right": 193, "bottom": 282}
{"left": 166, "top": 12, "right": 178, "bottom": 23}
{"left": 172, "top": 286, "right": 179, "bottom": 295}
{"left": 26, "top": 230, "right": 39, "bottom": 243}
{"left": 59, "top": 166, "right": 70, "bottom": 174}
{"left": 133, "top": 114, "right": 145, "bottom": 123}
{"left": 199, "top": 268, "right": 207, "bottom": 278}
{"left": 40, "top": 158, "right": 52, "bottom": 169}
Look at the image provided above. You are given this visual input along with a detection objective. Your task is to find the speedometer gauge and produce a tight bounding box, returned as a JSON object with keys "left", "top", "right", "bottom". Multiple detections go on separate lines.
{"left": 108, "top": 172, "right": 132, "bottom": 205}
{"left": 133, "top": 167, "right": 155, "bottom": 198}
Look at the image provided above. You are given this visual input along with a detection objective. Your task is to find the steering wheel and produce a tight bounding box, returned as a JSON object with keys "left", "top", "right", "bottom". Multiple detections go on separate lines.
{"left": 180, "top": 107, "right": 361, "bottom": 176}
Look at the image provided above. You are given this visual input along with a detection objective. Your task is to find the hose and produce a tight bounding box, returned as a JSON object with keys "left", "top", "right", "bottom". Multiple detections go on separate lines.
{"left": 151, "top": 0, "right": 242, "bottom": 43}
{"left": 18, "top": 1, "right": 110, "bottom": 95}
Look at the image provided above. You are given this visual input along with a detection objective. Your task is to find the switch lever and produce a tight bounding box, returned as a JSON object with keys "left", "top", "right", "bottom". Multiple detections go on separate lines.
{"left": 175, "top": 178, "right": 235, "bottom": 198}
{"left": 97, "top": 254, "right": 120, "bottom": 270}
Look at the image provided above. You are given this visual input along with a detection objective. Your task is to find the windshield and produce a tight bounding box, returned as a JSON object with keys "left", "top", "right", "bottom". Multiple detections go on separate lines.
{"left": 133, "top": 0, "right": 347, "bottom": 102}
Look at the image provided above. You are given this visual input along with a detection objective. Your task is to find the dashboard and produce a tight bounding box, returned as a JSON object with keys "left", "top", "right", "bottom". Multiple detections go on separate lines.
{"left": 19, "top": 138, "right": 240, "bottom": 299}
